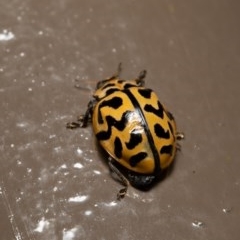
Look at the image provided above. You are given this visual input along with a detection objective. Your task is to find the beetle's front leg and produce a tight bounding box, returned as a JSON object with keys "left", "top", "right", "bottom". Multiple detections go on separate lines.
{"left": 66, "top": 99, "right": 95, "bottom": 129}
{"left": 135, "top": 69, "right": 147, "bottom": 86}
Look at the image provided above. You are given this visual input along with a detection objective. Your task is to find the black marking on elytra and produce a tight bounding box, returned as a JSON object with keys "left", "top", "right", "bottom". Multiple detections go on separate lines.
{"left": 160, "top": 145, "right": 173, "bottom": 155}
{"left": 124, "top": 83, "right": 137, "bottom": 89}
{"left": 125, "top": 130, "right": 143, "bottom": 150}
{"left": 117, "top": 80, "right": 125, "bottom": 84}
{"left": 166, "top": 111, "right": 174, "bottom": 120}
{"left": 105, "top": 88, "right": 120, "bottom": 96}
{"left": 168, "top": 121, "right": 174, "bottom": 135}
{"left": 123, "top": 89, "right": 161, "bottom": 174}
{"left": 114, "top": 137, "right": 123, "bottom": 159}
{"left": 98, "top": 96, "right": 123, "bottom": 124}
{"left": 144, "top": 101, "right": 164, "bottom": 119}
{"left": 138, "top": 88, "right": 152, "bottom": 99}
{"left": 101, "top": 83, "right": 116, "bottom": 90}
{"left": 96, "top": 110, "right": 131, "bottom": 141}
{"left": 129, "top": 152, "right": 148, "bottom": 167}
{"left": 154, "top": 123, "right": 170, "bottom": 139}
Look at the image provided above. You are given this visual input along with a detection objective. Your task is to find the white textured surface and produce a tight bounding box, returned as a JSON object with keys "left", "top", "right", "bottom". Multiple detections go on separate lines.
{"left": 0, "top": 0, "right": 240, "bottom": 239}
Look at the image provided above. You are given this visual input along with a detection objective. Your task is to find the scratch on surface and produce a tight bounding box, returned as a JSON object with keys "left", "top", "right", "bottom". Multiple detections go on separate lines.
{"left": 0, "top": 181, "right": 23, "bottom": 240}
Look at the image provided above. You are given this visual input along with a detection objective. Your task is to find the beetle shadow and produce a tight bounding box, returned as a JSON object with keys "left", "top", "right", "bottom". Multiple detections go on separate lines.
{"left": 95, "top": 141, "right": 178, "bottom": 192}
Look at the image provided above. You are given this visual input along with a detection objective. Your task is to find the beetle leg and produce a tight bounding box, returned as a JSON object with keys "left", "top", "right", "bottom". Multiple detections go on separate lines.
{"left": 175, "top": 132, "right": 184, "bottom": 151}
{"left": 108, "top": 158, "right": 129, "bottom": 200}
{"left": 109, "top": 62, "right": 122, "bottom": 79}
{"left": 176, "top": 143, "right": 182, "bottom": 151}
{"left": 96, "top": 63, "right": 122, "bottom": 89}
{"left": 66, "top": 99, "right": 95, "bottom": 129}
{"left": 136, "top": 70, "right": 147, "bottom": 86}
{"left": 176, "top": 132, "right": 185, "bottom": 140}
{"left": 103, "top": 62, "right": 122, "bottom": 81}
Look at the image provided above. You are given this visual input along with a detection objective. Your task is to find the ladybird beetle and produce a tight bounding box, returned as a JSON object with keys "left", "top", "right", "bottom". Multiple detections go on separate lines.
{"left": 67, "top": 64, "right": 184, "bottom": 200}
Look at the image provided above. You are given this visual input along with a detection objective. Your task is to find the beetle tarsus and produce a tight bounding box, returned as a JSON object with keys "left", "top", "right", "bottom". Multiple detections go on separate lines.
{"left": 116, "top": 62, "right": 122, "bottom": 78}
{"left": 107, "top": 62, "right": 122, "bottom": 80}
{"left": 176, "top": 132, "right": 185, "bottom": 140}
{"left": 117, "top": 187, "right": 128, "bottom": 200}
{"left": 136, "top": 70, "right": 147, "bottom": 86}
{"left": 66, "top": 122, "right": 81, "bottom": 129}
{"left": 67, "top": 100, "right": 95, "bottom": 129}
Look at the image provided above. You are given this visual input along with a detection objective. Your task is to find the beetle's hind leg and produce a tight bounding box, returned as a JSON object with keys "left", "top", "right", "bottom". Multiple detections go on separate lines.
{"left": 108, "top": 158, "right": 129, "bottom": 200}
{"left": 66, "top": 99, "right": 95, "bottom": 129}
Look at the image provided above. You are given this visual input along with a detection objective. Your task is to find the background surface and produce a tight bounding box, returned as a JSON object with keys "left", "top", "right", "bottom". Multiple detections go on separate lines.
{"left": 0, "top": 0, "right": 240, "bottom": 239}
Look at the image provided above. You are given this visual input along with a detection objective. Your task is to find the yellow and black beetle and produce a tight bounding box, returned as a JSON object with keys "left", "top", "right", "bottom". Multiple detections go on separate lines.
{"left": 67, "top": 64, "right": 184, "bottom": 200}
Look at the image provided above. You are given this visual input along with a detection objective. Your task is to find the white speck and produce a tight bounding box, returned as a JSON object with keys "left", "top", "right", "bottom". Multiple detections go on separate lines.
{"left": 0, "top": 68, "right": 4, "bottom": 72}
{"left": 60, "top": 164, "right": 67, "bottom": 169}
{"left": 68, "top": 195, "right": 88, "bottom": 203}
{"left": 84, "top": 210, "right": 92, "bottom": 216}
{"left": 63, "top": 227, "right": 78, "bottom": 240}
{"left": 0, "top": 29, "right": 15, "bottom": 41}
{"left": 73, "top": 162, "right": 83, "bottom": 169}
{"left": 38, "top": 31, "right": 43, "bottom": 35}
{"left": 34, "top": 217, "right": 50, "bottom": 232}
{"left": 41, "top": 81, "right": 46, "bottom": 87}
{"left": 104, "top": 201, "right": 117, "bottom": 207}
{"left": 93, "top": 170, "right": 101, "bottom": 175}
{"left": 53, "top": 186, "right": 58, "bottom": 192}
{"left": 28, "top": 87, "right": 33, "bottom": 91}
{"left": 76, "top": 147, "right": 83, "bottom": 155}
{"left": 54, "top": 146, "right": 62, "bottom": 153}
{"left": 192, "top": 220, "right": 204, "bottom": 228}
{"left": 16, "top": 122, "right": 28, "bottom": 128}
{"left": 19, "top": 52, "right": 25, "bottom": 57}
{"left": 112, "top": 48, "right": 117, "bottom": 53}
{"left": 49, "top": 134, "right": 56, "bottom": 139}
{"left": 17, "top": 160, "right": 22, "bottom": 165}
{"left": 223, "top": 207, "right": 232, "bottom": 213}
{"left": 10, "top": 144, "right": 14, "bottom": 148}
{"left": 27, "top": 168, "right": 32, "bottom": 173}
{"left": 194, "top": 144, "right": 200, "bottom": 150}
